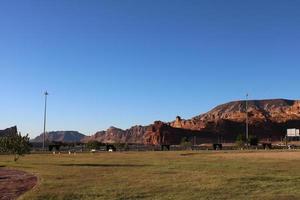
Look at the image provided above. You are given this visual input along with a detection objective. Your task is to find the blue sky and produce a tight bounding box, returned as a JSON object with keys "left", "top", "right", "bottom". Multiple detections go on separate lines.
{"left": 0, "top": 0, "right": 300, "bottom": 138}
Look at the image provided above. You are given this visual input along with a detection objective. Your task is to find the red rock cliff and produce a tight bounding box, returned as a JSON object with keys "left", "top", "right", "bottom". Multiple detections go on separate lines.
{"left": 83, "top": 99, "right": 300, "bottom": 144}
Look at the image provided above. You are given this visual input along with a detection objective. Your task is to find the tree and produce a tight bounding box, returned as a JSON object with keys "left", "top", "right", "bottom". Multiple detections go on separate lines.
{"left": 114, "top": 143, "right": 130, "bottom": 151}
{"left": 249, "top": 135, "right": 259, "bottom": 146}
{"left": 86, "top": 141, "right": 102, "bottom": 150}
{"left": 0, "top": 132, "right": 31, "bottom": 161}
{"left": 180, "top": 137, "right": 192, "bottom": 150}
{"left": 124, "top": 143, "right": 129, "bottom": 151}
{"left": 235, "top": 134, "right": 245, "bottom": 149}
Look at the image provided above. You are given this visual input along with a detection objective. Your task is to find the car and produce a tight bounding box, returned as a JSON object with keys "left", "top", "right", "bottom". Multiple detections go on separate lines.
{"left": 90, "top": 149, "right": 97, "bottom": 153}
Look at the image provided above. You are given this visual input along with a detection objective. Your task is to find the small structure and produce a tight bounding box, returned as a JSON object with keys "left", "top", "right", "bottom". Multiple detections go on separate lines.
{"left": 90, "top": 149, "right": 97, "bottom": 153}
{"left": 287, "top": 128, "right": 300, "bottom": 137}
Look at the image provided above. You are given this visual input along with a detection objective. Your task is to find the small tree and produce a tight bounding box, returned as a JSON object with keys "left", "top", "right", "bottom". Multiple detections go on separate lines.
{"left": 235, "top": 134, "right": 245, "bottom": 149}
{"left": 124, "top": 143, "right": 129, "bottom": 151}
{"left": 180, "top": 137, "right": 192, "bottom": 150}
{"left": 249, "top": 135, "right": 259, "bottom": 146}
{"left": 0, "top": 132, "right": 31, "bottom": 161}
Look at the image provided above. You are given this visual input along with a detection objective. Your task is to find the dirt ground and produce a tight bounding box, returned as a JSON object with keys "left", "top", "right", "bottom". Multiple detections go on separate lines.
{"left": 0, "top": 168, "right": 37, "bottom": 200}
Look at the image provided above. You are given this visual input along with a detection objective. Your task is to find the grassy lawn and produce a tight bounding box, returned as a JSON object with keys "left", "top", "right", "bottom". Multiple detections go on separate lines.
{"left": 1, "top": 151, "right": 300, "bottom": 200}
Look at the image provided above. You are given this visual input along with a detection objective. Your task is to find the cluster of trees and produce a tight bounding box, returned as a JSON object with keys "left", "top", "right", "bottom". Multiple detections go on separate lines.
{"left": 85, "top": 141, "right": 129, "bottom": 151}
{"left": 235, "top": 134, "right": 259, "bottom": 148}
{"left": 114, "top": 143, "right": 129, "bottom": 150}
{"left": 85, "top": 141, "right": 104, "bottom": 150}
{"left": 0, "top": 132, "right": 31, "bottom": 161}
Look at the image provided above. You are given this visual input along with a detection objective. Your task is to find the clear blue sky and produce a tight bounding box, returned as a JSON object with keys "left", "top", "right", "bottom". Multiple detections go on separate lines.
{"left": 1, "top": 0, "right": 300, "bottom": 138}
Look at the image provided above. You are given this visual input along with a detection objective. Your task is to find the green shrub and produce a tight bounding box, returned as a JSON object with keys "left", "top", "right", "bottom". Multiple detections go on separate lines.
{"left": 180, "top": 137, "right": 192, "bottom": 150}
{"left": 86, "top": 141, "right": 103, "bottom": 150}
{"left": 0, "top": 132, "right": 31, "bottom": 161}
{"left": 235, "top": 134, "right": 245, "bottom": 149}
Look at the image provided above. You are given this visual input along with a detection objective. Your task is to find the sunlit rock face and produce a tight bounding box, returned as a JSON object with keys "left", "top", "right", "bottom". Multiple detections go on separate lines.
{"left": 82, "top": 125, "right": 149, "bottom": 144}
{"left": 84, "top": 99, "right": 300, "bottom": 145}
{"left": 168, "top": 99, "right": 300, "bottom": 142}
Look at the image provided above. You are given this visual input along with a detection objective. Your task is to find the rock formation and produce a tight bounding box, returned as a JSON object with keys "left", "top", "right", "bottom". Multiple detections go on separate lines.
{"left": 84, "top": 99, "right": 300, "bottom": 145}
{"left": 169, "top": 99, "right": 300, "bottom": 142}
{"left": 0, "top": 126, "right": 17, "bottom": 137}
{"left": 82, "top": 125, "right": 149, "bottom": 144}
{"left": 31, "top": 131, "right": 86, "bottom": 143}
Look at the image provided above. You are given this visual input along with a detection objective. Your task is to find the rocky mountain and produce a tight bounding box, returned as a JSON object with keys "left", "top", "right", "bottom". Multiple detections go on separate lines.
{"left": 169, "top": 99, "right": 300, "bottom": 142}
{"left": 0, "top": 126, "right": 17, "bottom": 137}
{"left": 82, "top": 125, "right": 149, "bottom": 144}
{"left": 85, "top": 99, "right": 300, "bottom": 145}
{"left": 31, "top": 131, "right": 86, "bottom": 143}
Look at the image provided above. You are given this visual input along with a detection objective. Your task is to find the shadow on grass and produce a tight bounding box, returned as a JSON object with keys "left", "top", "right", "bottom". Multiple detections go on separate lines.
{"left": 0, "top": 165, "right": 6, "bottom": 168}
{"left": 58, "top": 163, "right": 150, "bottom": 168}
{"left": 180, "top": 153, "right": 200, "bottom": 156}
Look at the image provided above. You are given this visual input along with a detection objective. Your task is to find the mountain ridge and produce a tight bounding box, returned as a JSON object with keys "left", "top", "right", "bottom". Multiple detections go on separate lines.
{"left": 85, "top": 98, "right": 300, "bottom": 144}
{"left": 29, "top": 99, "right": 300, "bottom": 144}
{"left": 31, "top": 131, "right": 86, "bottom": 143}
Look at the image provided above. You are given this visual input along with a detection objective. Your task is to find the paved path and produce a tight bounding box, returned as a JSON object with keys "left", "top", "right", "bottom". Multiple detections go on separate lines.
{"left": 0, "top": 169, "right": 37, "bottom": 200}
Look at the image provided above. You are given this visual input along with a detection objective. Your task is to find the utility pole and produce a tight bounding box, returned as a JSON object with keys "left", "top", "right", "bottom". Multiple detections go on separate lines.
{"left": 43, "top": 91, "right": 49, "bottom": 151}
{"left": 245, "top": 93, "right": 249, "bottom": 148}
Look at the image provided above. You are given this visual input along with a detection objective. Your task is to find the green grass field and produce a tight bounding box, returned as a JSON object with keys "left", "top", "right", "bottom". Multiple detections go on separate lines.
{"left": 1, "top": 151, "right": 300, "bottom": 200}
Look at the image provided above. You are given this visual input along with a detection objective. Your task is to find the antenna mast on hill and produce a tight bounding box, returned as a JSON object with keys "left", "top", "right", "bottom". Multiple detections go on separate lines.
{"left": 246, "top": 93, "right": 249, "bottom": 147}
{"left": 43, "top": 91, "right": 49, "bottom": 151}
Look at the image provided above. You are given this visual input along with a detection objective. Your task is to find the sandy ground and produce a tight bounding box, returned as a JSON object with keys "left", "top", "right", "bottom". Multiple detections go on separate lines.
{"left": 0, "top": 168, "right": 37, "bottom": 200}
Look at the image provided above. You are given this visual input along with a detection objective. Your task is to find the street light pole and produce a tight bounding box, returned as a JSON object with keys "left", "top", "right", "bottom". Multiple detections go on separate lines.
{"left": 43, "top": 91, "right": 49, "bottom": 151}
{"left": 246, "top": 93, "right": 249, "bottom": 148}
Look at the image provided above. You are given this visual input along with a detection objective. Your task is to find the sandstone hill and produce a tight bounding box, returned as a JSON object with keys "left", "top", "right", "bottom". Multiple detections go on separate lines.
{"left": 82, "top": 125, "right": 149, "bottom": 144}
{"left": 84, "top": 99, "right": 300, "bottom": 145}
{"left": 168, "top": 99, "right": 300, "bottom": 143}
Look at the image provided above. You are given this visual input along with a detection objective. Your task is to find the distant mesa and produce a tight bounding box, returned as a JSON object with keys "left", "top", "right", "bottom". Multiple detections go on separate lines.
{"left": 31, "top": 131, "right": 86, "bottom": 143}
{"left": 0, "top": 126, "right": 18, "bottom": 137}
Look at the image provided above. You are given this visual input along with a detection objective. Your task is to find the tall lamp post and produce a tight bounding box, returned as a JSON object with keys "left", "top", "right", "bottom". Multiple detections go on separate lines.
{"left": 245, "top": 93, "right": 249, "bottom": 147}
{"left": 43, "top": 91, "right": 49, "bottom": 151}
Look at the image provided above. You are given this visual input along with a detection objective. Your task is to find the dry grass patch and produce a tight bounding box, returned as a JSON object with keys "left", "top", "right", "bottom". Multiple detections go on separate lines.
{"left": 0, "top": 151, "right": 299, "bottom": 200}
